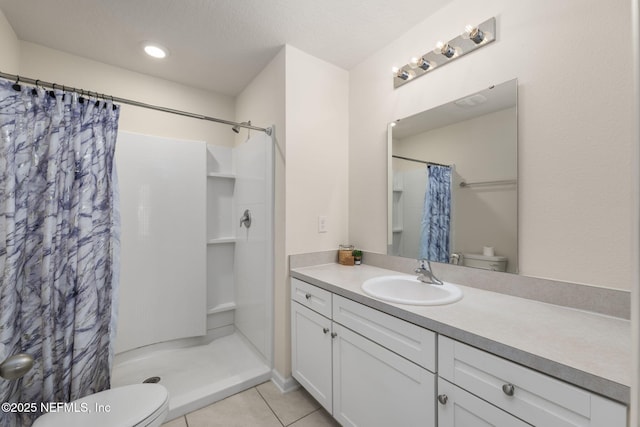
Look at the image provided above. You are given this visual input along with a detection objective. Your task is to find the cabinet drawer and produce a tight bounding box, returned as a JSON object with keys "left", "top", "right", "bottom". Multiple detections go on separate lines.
{"left": 438, "top": 336, "right": 627, "bottom": 427}
{"left": 291, "top": 278, "right": 332, "bottom": 318}
{"left": 438, "top": 378, "right": 532, "bottom": 426}
{"left": 333, "top": 294, "right": 436, "bottom": 371}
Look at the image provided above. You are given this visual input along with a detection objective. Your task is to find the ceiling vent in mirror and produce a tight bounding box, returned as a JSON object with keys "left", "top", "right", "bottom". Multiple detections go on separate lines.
{"left": 454, "top": 94, "right": 487, "bottom": 108}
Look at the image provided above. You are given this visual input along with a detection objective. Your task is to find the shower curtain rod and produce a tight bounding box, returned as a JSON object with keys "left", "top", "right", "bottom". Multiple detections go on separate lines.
{"left": 392, "top": 155, "right": 449, "bottom": 167}
{"left": 0, "top": 71, "right": 272, "bottom": 135}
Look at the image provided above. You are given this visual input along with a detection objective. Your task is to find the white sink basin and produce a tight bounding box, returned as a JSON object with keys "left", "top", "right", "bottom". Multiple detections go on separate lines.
{"left": 361, "top": 275, "right": 463, "bottom": 306}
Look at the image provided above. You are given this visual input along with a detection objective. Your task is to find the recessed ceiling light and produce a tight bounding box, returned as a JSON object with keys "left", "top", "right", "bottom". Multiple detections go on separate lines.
{"left": 143, "top": 43, "right": 168, "bottom": 59}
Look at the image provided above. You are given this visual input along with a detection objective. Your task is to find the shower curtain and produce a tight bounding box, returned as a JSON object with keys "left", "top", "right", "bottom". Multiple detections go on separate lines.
{"left": 0, "top": 79, "right": 120, "bottom": 426}
{"left": 419, "top": 164, "right": 451, "bottom": 263}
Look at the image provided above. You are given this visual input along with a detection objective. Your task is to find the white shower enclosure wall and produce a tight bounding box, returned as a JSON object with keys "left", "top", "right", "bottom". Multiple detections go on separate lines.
{"left": 110, "top": 130, "right": 274, "bottom": 420}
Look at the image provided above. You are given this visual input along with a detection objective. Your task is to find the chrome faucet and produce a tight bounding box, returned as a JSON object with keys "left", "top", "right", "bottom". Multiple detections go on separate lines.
{"left": 415, "top": 259, "right": 444, "bottom": 286}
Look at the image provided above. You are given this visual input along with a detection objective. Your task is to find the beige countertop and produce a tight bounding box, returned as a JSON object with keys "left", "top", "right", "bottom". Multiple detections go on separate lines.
{"left": 290, "top": 263, "right": 631, "bottom": 404}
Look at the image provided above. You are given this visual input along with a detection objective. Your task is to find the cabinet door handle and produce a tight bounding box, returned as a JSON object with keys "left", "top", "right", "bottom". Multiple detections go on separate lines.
{"left": 331, "top": 332, "right": 337, "bottom": 338}
{"left": 323, "top": 328, "right": 330, "bottom": 334}
{"left": 305, "top": 293, "right": 312, "bottom": 300}
{"left": 437, "top": 394, "right": 448, "bottom": 405}
{"left": 502, "top": 383, "right": 515, "bottom": 396}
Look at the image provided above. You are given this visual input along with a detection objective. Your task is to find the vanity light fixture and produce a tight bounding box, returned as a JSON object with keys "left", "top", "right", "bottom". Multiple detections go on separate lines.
{"left": 392, "top": 17, "right": 496, "bottom": 89}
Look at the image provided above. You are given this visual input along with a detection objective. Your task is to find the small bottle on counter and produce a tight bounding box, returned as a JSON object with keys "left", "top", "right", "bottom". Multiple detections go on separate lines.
{"left": 338, "top": 244, "right": 355, "bottom": 266}
{"left": 352, "top": 250, "right": 362, "bottom": 265}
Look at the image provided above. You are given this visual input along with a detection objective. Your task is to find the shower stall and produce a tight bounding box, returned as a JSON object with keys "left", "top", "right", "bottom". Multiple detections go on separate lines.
{"left": 110, "top": 130, "right": 274, "bottom": 420}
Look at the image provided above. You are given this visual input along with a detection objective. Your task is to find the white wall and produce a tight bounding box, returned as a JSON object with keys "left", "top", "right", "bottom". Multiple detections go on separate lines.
{"left": 280, "top": 46, "right": 350, "bottom": 378}
{"left": 0, "top": 9, "right": 19, "bottom": 73}
{"left": 238, "top": 45, "right": 349, "bottom": 379}
{"left": 631, "top": 1, "right": 640, "bottom": 424}
{"left": 236, "top": 48, "right": 287, "bottom": 375}
{"left": 18, "top": 42, "right": 235, "bottom": 146}
{"left": 349, "top": 0, "right": 635, "bottom": 290}
{"left": 285, "top": 46, "right": 350, "bottom": 255}
{"left": 234, "top": 132, "right": 274, "bottom": 362}
{"left": 115, "top": 132, "right": 207, "bottom": 353}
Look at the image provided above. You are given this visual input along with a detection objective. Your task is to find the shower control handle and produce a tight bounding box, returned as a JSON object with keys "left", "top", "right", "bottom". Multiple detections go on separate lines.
{"left": 323, "top": 328, "right": 330, "bottom": 334}
{"left": 239, "top": 209, "right": 252, "bottom": 228}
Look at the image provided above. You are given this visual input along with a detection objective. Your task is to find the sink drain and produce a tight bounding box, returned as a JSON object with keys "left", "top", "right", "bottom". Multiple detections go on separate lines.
{"left": 143, "top": 376, "right": 161, "bottom": 384}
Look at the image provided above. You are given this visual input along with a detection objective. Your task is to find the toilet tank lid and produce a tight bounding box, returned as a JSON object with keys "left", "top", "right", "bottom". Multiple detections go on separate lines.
{"left": 33, "top": 383, "right": 168, "bottom": 427}
{"left": 463, "top": 253, "right": 507, "bottom": 262}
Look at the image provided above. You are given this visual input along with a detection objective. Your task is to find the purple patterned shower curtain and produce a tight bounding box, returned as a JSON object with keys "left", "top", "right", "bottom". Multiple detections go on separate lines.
{"left": 419, "top": 164, "right": 451, "bottom": 263}
{"left": 0, "top": 78, "right": 120, "bottom": 426}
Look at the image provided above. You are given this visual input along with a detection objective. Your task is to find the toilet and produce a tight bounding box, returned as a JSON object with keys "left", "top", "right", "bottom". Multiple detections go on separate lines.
{"left": 462, "top": 253, "right": 508, "bottom": 272}
{"left": 33, "top": 383, "right": 169, "bottom": 427}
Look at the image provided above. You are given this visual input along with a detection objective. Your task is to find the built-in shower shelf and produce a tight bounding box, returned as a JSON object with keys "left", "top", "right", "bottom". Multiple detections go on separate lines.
{"left": 207, "top": 172, "right": 236, "bottom": 179}
{"left": 207, "top": 237, "right": 237, "bottom": 245}
{"left": 207, "top": 302, "right": 237, "bottom": 315}
{"left": 392, "top": 227, "right": 403, "bottom": 233}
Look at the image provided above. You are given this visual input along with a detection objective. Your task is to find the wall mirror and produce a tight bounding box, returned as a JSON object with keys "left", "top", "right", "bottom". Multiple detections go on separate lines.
{"left": 387, "top": 79, "right": 518, "bottom": 273}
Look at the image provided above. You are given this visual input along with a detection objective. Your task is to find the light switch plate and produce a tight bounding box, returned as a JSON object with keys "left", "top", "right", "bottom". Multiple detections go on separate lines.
{"left": 318, "top": 215, "right": 328, "bottom": 233}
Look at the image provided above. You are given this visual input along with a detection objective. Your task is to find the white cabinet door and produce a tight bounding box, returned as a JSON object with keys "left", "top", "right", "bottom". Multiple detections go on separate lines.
{"left": 438, "top": 378, "right": 532, "bottom": 427}
{"left": 291, "top": 301, "right": 333, "bottom": 413}
{"left": 332, "top": 323, "right": 435, "bottom": 427}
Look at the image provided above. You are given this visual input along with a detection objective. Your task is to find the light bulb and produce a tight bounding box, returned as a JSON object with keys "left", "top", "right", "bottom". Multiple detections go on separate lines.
{"left": 435, "top": 41, "right": 455, "bottom": 58}
{"left": 463, "top": 25, "right": 485, "bottom": 44}
{"left": 392, "top": 66, "right": 410, "bottom": 80}
{"left": 416, "top": 57, "right": 431, "bottom": 71}
{"left": 143, "top": 43, "right": 168, "bottom": 59}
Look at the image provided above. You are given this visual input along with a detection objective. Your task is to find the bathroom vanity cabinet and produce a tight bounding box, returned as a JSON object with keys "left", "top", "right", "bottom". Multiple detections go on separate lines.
{"left": 437, "top": 335, "right": 625, "bottom": 426}
{"left": 291, "top": 278, "right": 436, "bottom": 426}
{"left": 290, "top": 277, "right": 627, "bottom": 427}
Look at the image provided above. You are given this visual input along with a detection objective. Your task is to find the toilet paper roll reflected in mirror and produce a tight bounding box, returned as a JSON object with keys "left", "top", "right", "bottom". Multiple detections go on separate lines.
{"left": 483, "top": 246, "right": 495, "bottom": 257}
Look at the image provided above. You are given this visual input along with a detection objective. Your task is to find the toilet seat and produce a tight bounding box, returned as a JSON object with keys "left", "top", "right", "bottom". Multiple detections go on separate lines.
{"left": 33, "top": 383, "right": 169, "bottom": 427}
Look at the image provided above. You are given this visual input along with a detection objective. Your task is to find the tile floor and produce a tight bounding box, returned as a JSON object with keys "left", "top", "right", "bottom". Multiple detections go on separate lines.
{"left": 162, "top": 381, "right": 340, "bottom": 427}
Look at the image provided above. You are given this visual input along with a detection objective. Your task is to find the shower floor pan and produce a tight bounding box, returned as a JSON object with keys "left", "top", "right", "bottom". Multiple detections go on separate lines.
{"left": 111, "top": 332, "right": 271, "bottom": 421}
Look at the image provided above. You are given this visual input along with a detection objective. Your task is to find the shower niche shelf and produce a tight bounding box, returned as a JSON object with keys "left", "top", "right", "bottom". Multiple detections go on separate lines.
{"left": 206, "top": 145, "right": 237, "bottom": 337}
{"left": 207, "top": 237, "right": 237, "bottom": 245}
{"left": 207, "top": 302, "right": 237, "bottom": 315}
{"left": 207, "top": 172, "right": 236, "bottom": 179}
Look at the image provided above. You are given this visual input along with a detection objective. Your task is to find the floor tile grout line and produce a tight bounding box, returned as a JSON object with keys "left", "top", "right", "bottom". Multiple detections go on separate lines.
{"left": 184, "top": 414, "right": 190, "bottom": 427}
{"left": 255, "top": 385, "right": 286, "bottom": 427}
{"left": 285, "top": 408, "right": 322, "bottom": 427}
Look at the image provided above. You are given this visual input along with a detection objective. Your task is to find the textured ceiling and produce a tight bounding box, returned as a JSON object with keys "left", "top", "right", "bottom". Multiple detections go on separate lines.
{"left": 0, "top": 0, "right": 451, "bottom": 96}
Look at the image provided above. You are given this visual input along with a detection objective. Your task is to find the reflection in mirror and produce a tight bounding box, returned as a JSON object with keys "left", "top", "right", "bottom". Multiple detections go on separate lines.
{"left": 388, "top": 79, "right": 518, "bottom": 273}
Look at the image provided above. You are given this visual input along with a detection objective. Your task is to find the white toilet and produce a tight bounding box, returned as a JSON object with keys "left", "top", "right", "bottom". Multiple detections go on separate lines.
{"left": 33, "top": 383, "right": 169, "bottom": 427}
{"left": 462, "top": 253, "right": 508, "bottom": 272}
